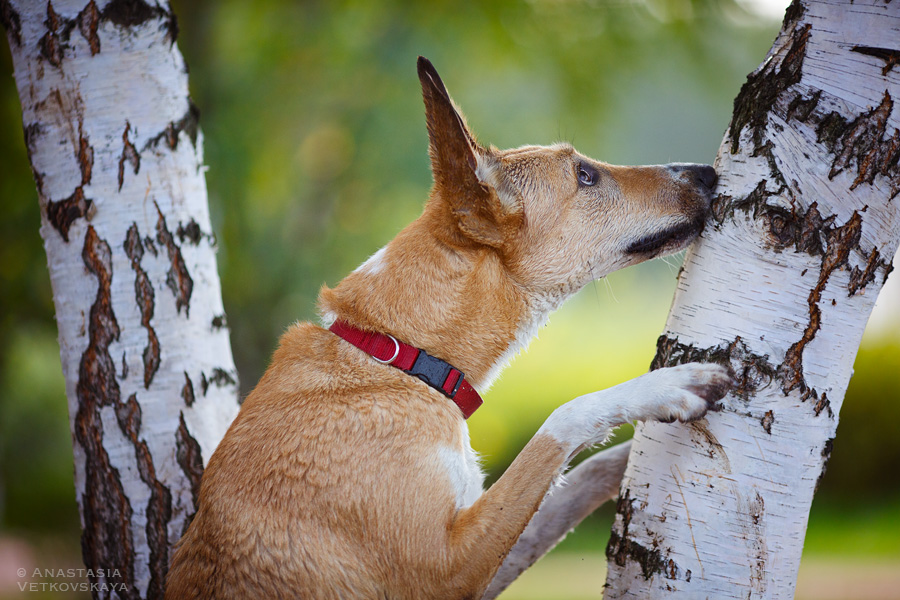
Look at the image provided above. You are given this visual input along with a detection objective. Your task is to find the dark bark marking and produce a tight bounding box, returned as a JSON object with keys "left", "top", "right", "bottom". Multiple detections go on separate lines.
{"left": 781, "top": 0, "right": 805, "bottom": 30}
{"left": 200, "top": 367, "right": 237, "bottom": 396}
{"left": 39, "top": 1, "right": 63, "bottom": 68}
{"left": 688, "top": 422, "right": 732, "bottom": 471}
{"left": 653, "top": 335, "right": 776, "bottom": 400}
{"left": 34, "top": 0, "right": 124, "bottom": 64}
{"left": 176, "top": 218, "right": 204, "bottom": 245}
{"left": 756, "top": 141, "right": 789, "bottom": 190}
{"left": 155, "top": 203, "right": 193, "bottom": 316}
{"left": 817, "top": 111, "right": 850, "bottom": 148}
{"left": 115, "top": 394, "right": 172, "bottom": 600}
{"left": 77, "top": 123, "right": 93, "bottom": 185}
{"left": 181, "top": 372, "right": 195, "bottom": 407}
{"left": 780, "top": 212, "right": 862, "bottom": 395}
{"left": 607, "top": 489, "right": 686, "bottom": 582}
{"left": 830, "top": 92, "right": 898, "bottom": 189}
{"left": 712, "top": 146, "right": 786, "bottom": 227}
{"left": 730, "top": 22, "right": 811, "bottom": 153}
{"left": 654, "top": 333, "right": 835, "bottom": 421}
{"left": 118, "top": 121, "right": 140, "bottom": 191}
{"left": 211, "top": 314, "right": 227, "bottom": 330}
{"left": 760, "top": 410, "right": 775, "bottom": 434}
{"left": 852, "top": 45, "right": 900, "bottom": 76}
{"left": 813, "top": 391, "right": 833, "bottom": 418}
{"left": 1, "top": 0, "right": 22, "bottom": 46}
{"left": 787, "top": 89, "right": 822, "bottom": 125}
{"left": 165, "top": 10, "right": 178, "bottom": 44}
{"left": 795, "top": 385, "right": 832, "bottom": 416}
{"left": 764, "top": 202, "right": 833, "bottom": 256}
{"left": 143, "top": 235, "right": 158, "bottom": 256}
{"left": 120, "top": 350, "right": 128, "bottom": 379}
{"left": 176, "top": 412, "right": 204, "bottom": 522}
{"left": 77, "top": 0, "right": 100, "bottom": 55}
{"left": 99, "top": 0, "right": 178, "bottom": 44}
{"left": 814, "top": 92, "right": 900, "bottom": 199}
{"left": 23, "top": 122, "right": 45, "bottom": 194}
{"left": 143, "top": 100, "right": 200, "bottom": 151}
{"left": 848, "top": 246, "right": 890, "bottom": 295}
{"left": 745, "top": 492, "right": 767, "bottom": 595}
{"left": 46, "top": 187, "right": 93, "bottom": 242}
{"left": 124, "top": 224, "right": 159, "bottom": 389}
{"left": 815, "top": 437, "right": 835, "bottom": 491}
{"left": 75, "top": 226, "right": 139, "bottom": 598}
{"left": 101, "top": 0, "right": 157, "bottom": 27}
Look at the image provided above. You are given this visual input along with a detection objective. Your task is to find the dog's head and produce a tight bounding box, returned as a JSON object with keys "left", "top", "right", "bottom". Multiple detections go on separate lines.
{"left": 418, "top": 57, "right": 717, "bottom": 295}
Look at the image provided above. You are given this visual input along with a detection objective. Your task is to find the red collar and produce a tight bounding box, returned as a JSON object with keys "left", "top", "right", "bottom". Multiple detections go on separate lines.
{"left": 328, "top": 320, "right": 483, "bottom": 419}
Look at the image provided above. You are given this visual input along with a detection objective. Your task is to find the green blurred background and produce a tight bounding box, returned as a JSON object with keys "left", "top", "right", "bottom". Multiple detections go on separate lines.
{"left": 1, "top": 0, "right": 898, "bottom": 598}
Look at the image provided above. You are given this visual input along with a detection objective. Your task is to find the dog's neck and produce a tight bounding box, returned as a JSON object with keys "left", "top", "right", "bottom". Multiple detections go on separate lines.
{"left": 319, "top": 201, "right": 552, "bottom": 391}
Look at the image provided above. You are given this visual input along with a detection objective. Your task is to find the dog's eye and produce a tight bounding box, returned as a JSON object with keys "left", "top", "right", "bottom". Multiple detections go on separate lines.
{"left": 577, "top": 163, "right": 598, "bottom": 186}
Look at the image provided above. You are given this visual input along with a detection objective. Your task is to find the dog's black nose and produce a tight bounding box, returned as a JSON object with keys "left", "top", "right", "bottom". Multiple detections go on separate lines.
{"left": 693, "top": 165, "right": 718, "bottom": 189}
{"left": 666, "top": 163, "right": 718, "bottom": 190}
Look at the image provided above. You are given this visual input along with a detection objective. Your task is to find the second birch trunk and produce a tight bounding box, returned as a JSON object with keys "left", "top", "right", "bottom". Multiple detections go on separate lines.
{"left": 604, "top": 1, "right": 900, "bottom": 598}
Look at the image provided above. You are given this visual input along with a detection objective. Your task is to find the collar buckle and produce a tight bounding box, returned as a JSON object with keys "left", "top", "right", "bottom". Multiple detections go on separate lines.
{"left": 408, "top": 350, "right": 453, "bottom": 395}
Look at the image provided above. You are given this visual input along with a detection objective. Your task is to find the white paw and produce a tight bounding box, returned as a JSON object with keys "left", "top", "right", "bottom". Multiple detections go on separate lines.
{"left": 538, "top": 363, "right": 734, "bottom": 457}
{"left": 629, "top": 363, "right": 734, "bottom": 424}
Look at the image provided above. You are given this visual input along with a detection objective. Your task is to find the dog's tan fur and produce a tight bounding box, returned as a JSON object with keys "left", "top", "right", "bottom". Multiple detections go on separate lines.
{"left": 166, "top": 58, "right": 730, "bottom": 600}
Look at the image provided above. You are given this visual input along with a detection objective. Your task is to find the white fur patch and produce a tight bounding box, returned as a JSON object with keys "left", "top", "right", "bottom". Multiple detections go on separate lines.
{"left": 320, "top": 310, "right": 337, "bottom": 328}
{"left": 537, "top": 393, "right": 610, "bottom": 457}
{"left": 473, "top": 152, "right": 497, "bottom": 188}
{"left": 353, "top": 246, "right": 387, "bottom": 276}
{"left": 478, "top": 293, "right": 565, "bottom": 391}
{"left": 436, "top": 428, "right": 484, "bottom": 509}
{"left": 474, "top": 152, "right": 521, "bottom": 213}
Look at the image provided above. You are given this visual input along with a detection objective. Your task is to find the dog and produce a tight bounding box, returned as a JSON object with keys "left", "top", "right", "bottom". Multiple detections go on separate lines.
{"left": 165, "top": 57, "right": 732, "bottom": 600}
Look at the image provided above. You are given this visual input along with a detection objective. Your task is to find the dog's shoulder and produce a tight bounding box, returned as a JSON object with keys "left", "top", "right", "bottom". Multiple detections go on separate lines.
{"left": 228, "top": 321, "right": 462, "bottom": 453}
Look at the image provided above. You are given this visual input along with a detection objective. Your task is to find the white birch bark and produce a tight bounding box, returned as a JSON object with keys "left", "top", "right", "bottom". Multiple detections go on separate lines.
{"left": 604, "top": 1, "right": 900, "bottom": 598}
{"left": 2, "top": 1, "right": 240, "bottom": 598}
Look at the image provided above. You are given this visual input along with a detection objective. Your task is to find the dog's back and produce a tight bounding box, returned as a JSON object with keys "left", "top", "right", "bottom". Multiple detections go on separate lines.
{"left": 167, "top": 323, "right": 475, "bottom": 598}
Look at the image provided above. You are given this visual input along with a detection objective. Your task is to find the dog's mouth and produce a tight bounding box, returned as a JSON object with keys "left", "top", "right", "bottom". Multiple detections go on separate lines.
{"left": 624, "top": 218, "right": 705, "bottom": 256}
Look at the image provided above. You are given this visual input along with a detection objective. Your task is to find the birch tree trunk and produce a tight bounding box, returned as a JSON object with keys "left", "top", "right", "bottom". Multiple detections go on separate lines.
{"left": 604, "top": 1, "right": 900, "bottom": 597}
{"left": 2, "top": 1, "right": 240, "bottom": 597}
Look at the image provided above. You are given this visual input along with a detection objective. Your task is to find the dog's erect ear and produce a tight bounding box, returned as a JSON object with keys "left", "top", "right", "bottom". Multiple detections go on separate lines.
{"left": 417, "top": 57, "right": 520, "bottom": 248}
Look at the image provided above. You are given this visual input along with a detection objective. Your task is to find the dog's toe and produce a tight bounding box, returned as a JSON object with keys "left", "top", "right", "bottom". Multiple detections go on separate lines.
{"left": 686, "top": 365, "right": 735, "bottom": 408}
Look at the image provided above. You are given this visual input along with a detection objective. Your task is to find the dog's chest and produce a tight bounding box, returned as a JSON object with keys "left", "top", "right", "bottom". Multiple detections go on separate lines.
{"left": 436, "top": 427, "right": 484, "bottom": 509}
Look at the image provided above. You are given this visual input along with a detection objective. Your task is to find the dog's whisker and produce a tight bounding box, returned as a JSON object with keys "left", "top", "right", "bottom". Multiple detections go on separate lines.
{"left": 660, "top": 255, "right": 677, "bottom": 274}
{"left": 603, "top": 276, "right": 619, "bottom": 304}
{"left": 589, "top": 265, "right": 604, "bottom": 312}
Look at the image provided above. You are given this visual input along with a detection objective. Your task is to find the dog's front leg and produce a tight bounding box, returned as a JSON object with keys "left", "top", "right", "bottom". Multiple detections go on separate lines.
{"left": 481, "top": 440, "right": 631, "bottom": 599}
{"left": 445, "top": 362, "right": 731, "bottom": 599}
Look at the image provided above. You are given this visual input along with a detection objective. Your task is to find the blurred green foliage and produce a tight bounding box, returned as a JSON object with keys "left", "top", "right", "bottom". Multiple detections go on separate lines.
{"left": 0, "top": 0, "right": 897, "bottom": 572}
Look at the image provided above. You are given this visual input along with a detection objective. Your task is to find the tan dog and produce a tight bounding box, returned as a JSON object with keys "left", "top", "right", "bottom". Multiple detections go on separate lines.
{"left": 166, "top": 57, "right": 732, "bottom": 600}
